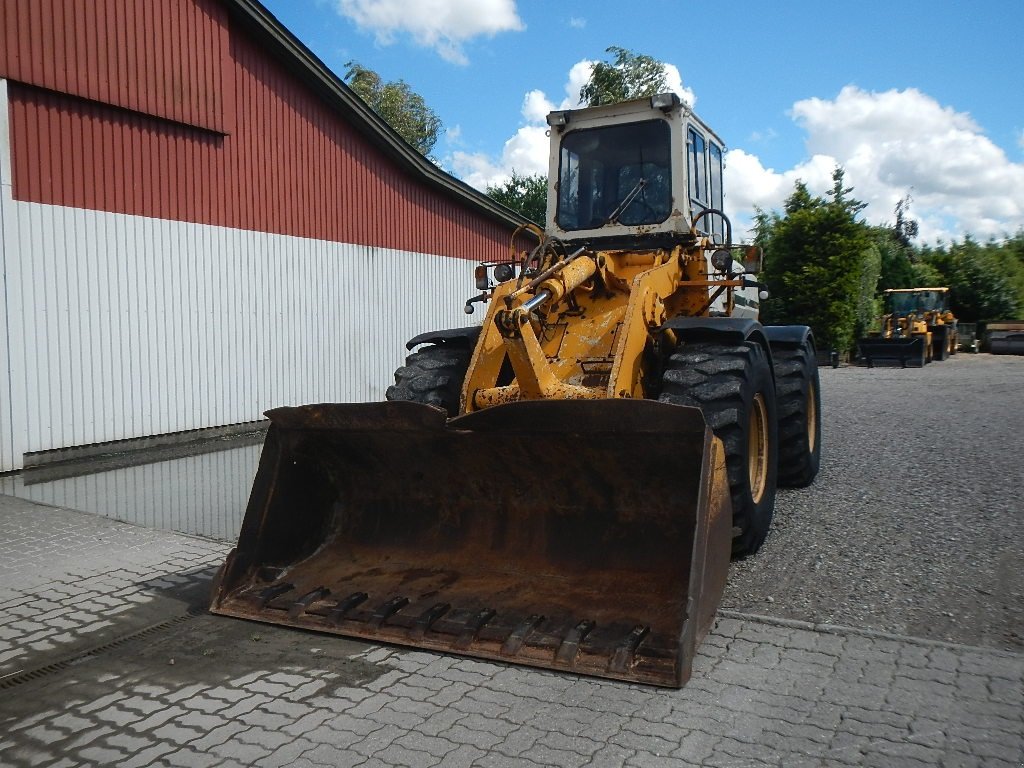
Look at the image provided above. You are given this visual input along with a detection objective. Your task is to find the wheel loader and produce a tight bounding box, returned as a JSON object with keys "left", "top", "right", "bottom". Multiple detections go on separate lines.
{"left": 858, "top": 287, "right": 958, "bottom": 367}
{"left": 210, "top": 93, "right": 822, "bottom": 687}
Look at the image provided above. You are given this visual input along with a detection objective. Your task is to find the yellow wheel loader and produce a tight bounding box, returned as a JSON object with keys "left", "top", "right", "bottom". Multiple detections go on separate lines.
{"left": 210, "top": 93, "right": 822, "bottom": 687}
{"left": 858, "top": 288, "right": 958, "bottom": 367}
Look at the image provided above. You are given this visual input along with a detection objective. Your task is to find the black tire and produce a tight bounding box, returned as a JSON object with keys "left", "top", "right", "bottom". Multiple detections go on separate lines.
{"left": 914, "top": 339, "right": 927, "bottom": 367}
{"left": 385, "top": 343, "right": 471, "bottom": 416}
{"left": 658, "top": 341, "right": 778, "bottom": 557}
{"left": 772, "top": 342, "right": 822, "bottom": 488}
{"left": 931, "top": 326, "right": 949, "bottom": 361}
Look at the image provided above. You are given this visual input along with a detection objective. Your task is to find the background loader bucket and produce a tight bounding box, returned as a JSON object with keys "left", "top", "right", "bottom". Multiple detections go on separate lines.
{"left": 858, "top": 336, "right": 927, "bottom": 368}
{"left": 210, "top": 399, "right": 731, "bottom": 687}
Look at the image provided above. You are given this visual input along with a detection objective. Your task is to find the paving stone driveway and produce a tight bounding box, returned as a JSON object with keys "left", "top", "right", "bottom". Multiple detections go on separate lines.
{"left": 1, "top": 496, "right": 1021, "bottom": 767}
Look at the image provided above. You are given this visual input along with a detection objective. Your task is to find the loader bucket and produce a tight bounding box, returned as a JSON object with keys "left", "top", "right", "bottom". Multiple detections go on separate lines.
{"left": 858, "top": 336, "right": 926, "bottom": 368}
{"left": 210, "top": 399, "right": 731, "bottom": 687}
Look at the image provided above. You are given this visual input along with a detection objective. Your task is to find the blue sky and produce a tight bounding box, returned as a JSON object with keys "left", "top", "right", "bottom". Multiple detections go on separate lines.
{"left": 261, "top": 0, "right": 1024, "bottom": 242}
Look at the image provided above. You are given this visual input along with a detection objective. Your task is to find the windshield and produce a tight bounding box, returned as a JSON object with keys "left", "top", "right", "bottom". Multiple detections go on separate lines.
{"left": 556, "top": 119, "right": 672, "bottom": 231}
{"left": 886, "top": 291, "right": 948, "bottom": 314}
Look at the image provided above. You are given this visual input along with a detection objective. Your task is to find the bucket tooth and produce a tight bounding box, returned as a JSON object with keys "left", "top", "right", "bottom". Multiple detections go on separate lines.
{"left": 257, "top": 583, "right": 294, "bottom": 608}
{"left": 370, "top": 596, "right": 409, "bottom": 627}
{"left": 501, "top": 615, "right": 545, "bottom": 657}
{"left": 608, "top": 625, "right": 650, "bottom": 674}
{"left": 454, "top": 609, "right": 497, "bottom": 650}
{"left": 327, "top": 592, "right": 369, "bottom": 625}
{"left": 288, "top": 587, "right": 330, "bottom": 619}
{"left": 555, "top": 620, "right": 596, "bottom": 665}
{"left": 412, "top": 603, "right": 451, "bottom": 640}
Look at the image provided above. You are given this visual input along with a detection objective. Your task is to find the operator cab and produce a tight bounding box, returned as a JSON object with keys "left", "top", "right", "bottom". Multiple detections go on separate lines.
{"left": 546, "top": 93, "right": 727, "bottom": 247}
{"left": 884, "top": 288, "right": 951, "bottom": 315}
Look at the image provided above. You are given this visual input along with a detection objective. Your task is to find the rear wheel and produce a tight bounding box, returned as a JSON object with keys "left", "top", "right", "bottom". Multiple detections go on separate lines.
{"left": 658, "top": 341, "right": 778, "bottom": 557}
{"left": 772, "top": 342, "right": 822, "bottom": 487}
{"left": 386, "top": 343, "right": 471, "bottom": 416}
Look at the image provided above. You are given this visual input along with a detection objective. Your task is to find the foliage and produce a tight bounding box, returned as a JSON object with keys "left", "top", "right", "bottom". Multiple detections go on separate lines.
{"left": 856, "top": 242, "right": 883, "bottom": 338}
{"left": 486, "top": 171, "right": 547, "bottom": 223}
{"left": 756, "top": 169, "right": 874, "bottom": 353}
{"left": 873, "top": 229, "right": 918, "bottom": 293}
{"left": 757, "top": 174, "right": 1024, "bottom": 347}
{"left": 915, "top": 236, "right": 1024, "bottom": 322}
{"left": 873, "top": 197, "right": 920, "bottom": 292}
{"left": 579, "top": 47, "right": 669, "bottom": 107}
{"left": 344, "top": 62, "right": 442, "bottom": 157}
{"left": 892, "top": 195, "right": 919, "bottom": 247}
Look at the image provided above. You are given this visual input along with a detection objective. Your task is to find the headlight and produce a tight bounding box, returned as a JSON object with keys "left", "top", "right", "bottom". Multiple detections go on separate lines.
{"left": 494, "top": 263, "right": 515, "bottom": 283}
{"left": 710, "top": 249, "right": 733, "bottom": 272}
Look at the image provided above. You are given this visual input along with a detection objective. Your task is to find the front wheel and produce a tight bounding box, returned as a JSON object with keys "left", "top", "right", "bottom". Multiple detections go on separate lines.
{"left": 658, "top": 341, "right": 779, "bottom": 557}
{"left": 386, "top": 343, "right": 471, "bottom": 416}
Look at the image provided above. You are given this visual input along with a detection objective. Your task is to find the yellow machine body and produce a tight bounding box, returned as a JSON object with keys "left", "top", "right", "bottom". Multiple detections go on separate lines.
{"left": 466, "top": 244, "right": 743, "bottom": 409}
{"left": 860, "top": 287, "right": 958, "bottom": 366}
{"left": 210, "top": 94, "right": 792, "bottom": 687}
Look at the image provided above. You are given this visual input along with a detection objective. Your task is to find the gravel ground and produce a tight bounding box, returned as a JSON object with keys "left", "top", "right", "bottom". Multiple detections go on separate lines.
{"left": 721, "top": 352, "right": 1024, "bottom": 652}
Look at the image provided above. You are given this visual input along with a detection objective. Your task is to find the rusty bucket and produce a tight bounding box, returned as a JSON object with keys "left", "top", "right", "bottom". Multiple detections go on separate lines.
{"left": 210, "top": 399, "right": 731, "bottom": 687}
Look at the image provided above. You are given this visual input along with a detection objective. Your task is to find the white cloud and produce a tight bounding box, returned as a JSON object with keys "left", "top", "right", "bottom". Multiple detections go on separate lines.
{"left": 334, "top": 0, "right": 524, "bottom": 65}
{"left": 521, "top": 89, "right": 555, "bottom": 124}
{"left": 450, "top": 63, "right": 592, "bottom": 190}
{"left": 562, "top": 61, "right": 594, "bottom": 109}
{"left": 725, "top": 85, "right": 1024, "bottom": 241}
{"left": 662, "top": 64, "right": 695, "bottom": 109}
{"left": 568, "top": 16, "right": 586, "bottom": 29}
{"left": 455, "top": 71, "right": 1024, "bottom": 242}
{"left": 724, "top": 151, "right": 837, "bottom": 236}
{"left": 451, "top": 125, "right": 549, "bottom": 190}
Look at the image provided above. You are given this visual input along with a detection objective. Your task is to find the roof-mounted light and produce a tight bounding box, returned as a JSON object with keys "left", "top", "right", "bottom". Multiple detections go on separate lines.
{"left": 546, "top": 111, "right": 570, "bottom": 130}
{"left": 650, "top": 92, "right": 680, "bottom": 112}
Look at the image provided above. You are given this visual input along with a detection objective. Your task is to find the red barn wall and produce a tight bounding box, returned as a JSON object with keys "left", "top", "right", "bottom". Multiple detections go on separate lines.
{"left": 2, "top": 0, "right": 514, "bottom": 260}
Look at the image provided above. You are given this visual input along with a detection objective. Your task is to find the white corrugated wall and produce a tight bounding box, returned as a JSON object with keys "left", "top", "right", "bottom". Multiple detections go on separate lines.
{"left": 0, "top": 79, "right": 14, "bottom": 472}
{"left": 0, "top": 79, "right": 478, "bottom": 472}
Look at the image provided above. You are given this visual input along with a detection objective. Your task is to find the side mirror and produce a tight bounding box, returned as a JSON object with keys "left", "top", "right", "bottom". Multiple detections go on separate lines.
{"left": 741, "top": 245, "right": 763, "bottom": 274}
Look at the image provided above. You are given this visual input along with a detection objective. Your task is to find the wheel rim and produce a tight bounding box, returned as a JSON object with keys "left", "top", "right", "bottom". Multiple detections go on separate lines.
{"left": 748, "top": 393, "right": 769, "bottom": 504}
{"left": 806, "top": 380, "right": 818, "bottom": 454}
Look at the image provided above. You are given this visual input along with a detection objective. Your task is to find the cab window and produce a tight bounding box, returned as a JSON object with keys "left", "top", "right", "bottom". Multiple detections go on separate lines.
{"left": 556, "top": 120, "right": 673, "bottom": 230}
{"left": 709, "top": 142, "right": 724, "bottom": 238}
{"left": 687, "top": 128, "right": 707, "bottom": 205}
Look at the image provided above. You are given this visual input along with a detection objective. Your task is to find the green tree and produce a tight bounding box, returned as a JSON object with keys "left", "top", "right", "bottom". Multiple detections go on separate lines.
{"left": 757, "top": 169, "right": 875, "bottom": 354}
{"left": 579, "top": 46, "right": 669, "bottom": 107}
{"left": 874, "top": 229, "right": 918, "bottom": 292}
{"left": 893, "top": 195, "right": 919, "bottom": 247}
{"left": 874, "top": 196, "right": 920, "bottom": 292}
{"left": 856, "top": 241, "right": 883, "bottom": 338}
{"left": 486, "top": 171, "right": 547, "bottom": 223}
{"left": 918, "top": 237, "right": 1022, "bottom": 322}
{"left": 344, "top": 62, "right": 442, "bottom": 157}
{"left": 1002, "top": 231, "right": 1024, "bottom": 311}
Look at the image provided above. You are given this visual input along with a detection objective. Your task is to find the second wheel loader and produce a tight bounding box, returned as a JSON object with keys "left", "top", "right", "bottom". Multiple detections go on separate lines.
{"left": 858, "top": 287, "right": 958, "bottom": 367}
{"left": 211, "top": 93, "right": 823, "bottom": 687}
